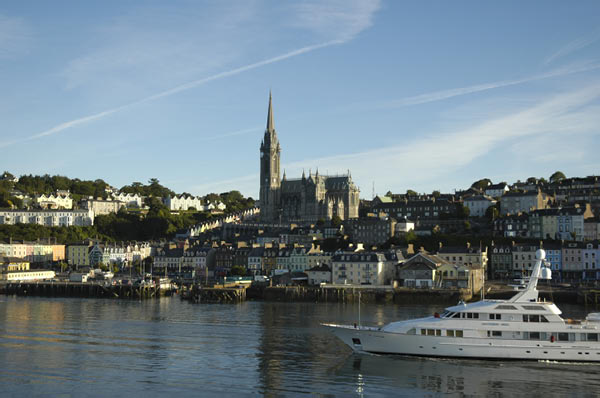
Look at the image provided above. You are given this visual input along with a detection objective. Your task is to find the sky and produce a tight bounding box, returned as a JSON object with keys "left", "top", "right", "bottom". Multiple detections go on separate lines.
{"left": 1, "top": 1, "right": 600, "bottom": 199}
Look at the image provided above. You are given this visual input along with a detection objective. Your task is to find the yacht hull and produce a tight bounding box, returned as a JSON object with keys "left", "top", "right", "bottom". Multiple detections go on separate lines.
{"left": 325, "top": 324, "right": 600, "bottom": 362}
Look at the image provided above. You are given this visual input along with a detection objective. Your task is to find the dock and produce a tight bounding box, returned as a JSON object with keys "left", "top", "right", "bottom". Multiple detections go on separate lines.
{"left": 0, "top": 281, "right": 171, "bottom": 299}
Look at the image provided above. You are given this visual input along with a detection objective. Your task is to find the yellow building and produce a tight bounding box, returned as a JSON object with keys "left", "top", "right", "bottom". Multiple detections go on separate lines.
{"left": 67, "top": 242, "right": 93, "bottom": 268}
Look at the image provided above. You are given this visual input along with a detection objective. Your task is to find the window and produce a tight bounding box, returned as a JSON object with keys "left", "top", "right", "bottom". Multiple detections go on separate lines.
{"left": 447, "top": 330, "right": 454, "bottom": 337}
{"left": 588, "top": 333, "right": 598, "bottom": 341}
{"left": 456, "top": 330, "right": 463, "bottom": 338}
{"left": 558, "top": 333, "right": 569, "bottom": 341}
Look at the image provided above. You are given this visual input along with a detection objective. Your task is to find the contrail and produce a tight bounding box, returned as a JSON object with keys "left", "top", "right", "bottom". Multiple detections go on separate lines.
{"left": 372, "top": 62, "right": 600, "bottom": 109}
{"left": 9, "top": 39, "right": 342, "bottom": 147}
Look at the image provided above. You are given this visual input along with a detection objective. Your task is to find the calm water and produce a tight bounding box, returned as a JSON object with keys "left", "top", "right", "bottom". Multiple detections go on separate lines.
{"left": 0, "top": 296, "right": 599, "bottom": 397}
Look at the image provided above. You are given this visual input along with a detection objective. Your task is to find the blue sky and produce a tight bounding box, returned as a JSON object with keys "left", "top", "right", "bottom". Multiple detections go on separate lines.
{"left": 1, "top": 1, "right": 600, "bottom": 199}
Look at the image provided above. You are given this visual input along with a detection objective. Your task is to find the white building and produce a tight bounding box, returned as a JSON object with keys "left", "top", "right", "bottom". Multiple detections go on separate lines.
{"left": 1, "top": 269, "right": 56, "bottom": 281}
{"left": 0, "top": 209, "right": 94, "bottom": 226}
{"left": 331, "top": 252, "right": 393, "bottom": 285}
{"left": 81, "top": 198, "right": 125, "bottom": 216}
{"left": 485, "top": 183, "right": 509, "bottom": 198}
{"left": 35, "top": 193, "right": 73, "bottom": 209}
{"left": 305, "top": 264, "right": 331, "bottom": 285}
{"left": 112, "top": 192, "right": 144, "bottom": 208}
{"left": 464, "top": 195, "right": 497, "bottom": 217}
{"left": 395, "top": 217, "right": 415, "bottom": 234}
{"left": 164, "top": 195, "right": 203, "bottom": 211}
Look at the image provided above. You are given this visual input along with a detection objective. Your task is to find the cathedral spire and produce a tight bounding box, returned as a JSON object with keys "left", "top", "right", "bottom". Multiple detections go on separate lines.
{"left": 266, "top": 90, "right": 275, "bottom": 134}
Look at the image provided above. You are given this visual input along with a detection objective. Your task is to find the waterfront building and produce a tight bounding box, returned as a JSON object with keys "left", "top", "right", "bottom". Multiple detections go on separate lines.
{"left": 397, "top": 252, "right": 449, "bottom": 288}
{"left": 582, "top": 242, "right": 600, "bottom": 281}
{"left": 263, "top": 246, "right": 279, "bottom": 276}
{"left": 247, "top": 247, "right": 265, "bottom": 275}
{"left": 259, "top": 93, "right": 360, "bottom": 223}
{"left": 331, "top": 252, "right": 392, "bottom": 285}
{"left": 305, "top": 263, "right": 331, "bottom": 285}
{"left": 307, "top": 252, "right": 332, "bottom": 270}
{"left": 500, "top": 189, "right": 550, "bottom": 215}
{"left": 437, "top": 262, "right": 484, "bottom": 291}
{"left": 511, "top": 243, "right": 539, "bottom": 278}
{"left": 0, "top": 240, "right": 65, "bottom": 263}
{"left": 1, "top": 269, "right": 55, "bottom": 281}
{"left": 89, "top": 244, "right": 110, "bottom": 267}
{"left": 562, "top": 242, "right": 585, "bottom": 281}
{"left": 0, "top": 256, "right": 30, "bottom": 271}
{"left": 67, "top": 241, "right": 93, "bottom": 268}
{"left": 182, "top": 247, "right": 211, "bottom": 274}
{"left": 489, "top": 244, "right": 512, "bottom": 280}
{"left": 464, "top": 195, "right": 496, "bottom": 217}
{"left": 154, "top": 248, "right": 185, "bottom": 274}
{"left": 436, "top": 243, "right": 488, "bottom": 270}
{"left": 276, "top": 247, "right": 292, "bottom": 272}
{"left": 0, "top": 209, "right": 94, "bottom": 226}
{"left": 542, "top": 241, "right": 562, "bottom": 281}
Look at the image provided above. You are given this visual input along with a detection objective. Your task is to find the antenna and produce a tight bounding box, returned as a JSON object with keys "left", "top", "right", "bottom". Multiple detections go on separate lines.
{"left": 372, "top": 181, "right": 375, "bottom": 200}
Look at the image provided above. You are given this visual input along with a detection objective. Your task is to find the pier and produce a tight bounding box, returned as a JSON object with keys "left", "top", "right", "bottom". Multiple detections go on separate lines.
{"left": 0, "top": 281, "right": 169, "bottom": 299}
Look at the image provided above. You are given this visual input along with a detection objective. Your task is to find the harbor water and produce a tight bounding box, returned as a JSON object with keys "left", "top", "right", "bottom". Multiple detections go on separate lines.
{"left": 1, "top": 296, "right": 599, "bottom": 397}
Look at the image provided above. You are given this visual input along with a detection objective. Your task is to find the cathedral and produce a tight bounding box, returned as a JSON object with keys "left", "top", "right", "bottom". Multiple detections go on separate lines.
{"left": 259, "top": 93, "right": 360, "bottom": 223}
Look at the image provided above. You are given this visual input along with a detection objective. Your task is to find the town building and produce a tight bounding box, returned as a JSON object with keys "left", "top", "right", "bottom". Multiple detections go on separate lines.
{"left": 489, "top": 244, "right": 512, "bottom": 280}
{"left": 81, "top": 198, "right": 125, "bottom": 216}
{"left": 331, "top": 252, "right": 392, "bottom": 285}
{"left": 259, "top": 93, "right": 360, "bottom": 223}
{"left": 464, "top": 195, "right": 496, "bottom": 217}
{"left": 500, "top": 189, "right": 551, "bottom": 215}
{"left": 112, "top": 192, "right": 144, "bottom": 208}
{"left": 512, "top": 243, "right": 540, "bottom": 278}
{"left": 397, "top": 252, "right": 449, "bottom": 288}
{"left": 562, "top": 242, "right": 585, "bottom": 281}
{"left": 485, "top": 183, "right": 509, "bottom": 198}
{"left": 345, "top": 217, "right": 396, "bottom": 245}
{"left": 164, "top": 195, "right": 203, "bottom": 211}
{"left": 35, "top": 192, "right": 73, "bottom": 209}
{"left": 0, "top": 209, "right": 94, "bottom": 226}
{"left": 305, "top": 263, "right": 331, "bottom": 285}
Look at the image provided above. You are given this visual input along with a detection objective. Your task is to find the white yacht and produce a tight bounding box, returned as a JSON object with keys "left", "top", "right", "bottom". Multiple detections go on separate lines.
{"left": 325, "top": 249, "right": 600, "bottom": 362}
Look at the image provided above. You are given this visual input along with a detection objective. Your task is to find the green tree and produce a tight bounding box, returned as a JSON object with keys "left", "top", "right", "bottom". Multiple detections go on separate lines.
{"left": 471, "top": 178, "right": 492, "bottom": 190}
{"left": 550, "top": 171, "right": 566, "bottom": 184}
{"left": 456, "top": 204, "right": 470, "bottom": 218}
{"left": 406, "top": 189, "right": 418, "bottom": 196}
{"left": 485, "top": 205, "right": 499, "bottom": 221}
{"left": 432, "top": 190, "right": 441, "bottom": 198}
{"left": 230, "top": 265, "right": 247, "bottom": 276}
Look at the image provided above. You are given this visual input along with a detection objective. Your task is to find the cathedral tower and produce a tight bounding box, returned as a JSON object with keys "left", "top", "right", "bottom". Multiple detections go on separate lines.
{"left": 259, "top": 92, "right": 281, "bottom": 222}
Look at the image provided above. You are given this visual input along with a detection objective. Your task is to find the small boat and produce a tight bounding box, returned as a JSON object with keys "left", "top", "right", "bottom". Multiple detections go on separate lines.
{"left": 324, "top": 249, "right": 600, "bottom": 362}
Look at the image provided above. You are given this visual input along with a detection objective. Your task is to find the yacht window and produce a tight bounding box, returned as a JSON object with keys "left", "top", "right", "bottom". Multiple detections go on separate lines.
{"left": 473, "top": 313, "right": 479, "bottom": 319}
{"left": 492, "top": 331, "right": 502, "bottom": 337}
{"left": 421, "top": 329, "right": 426, "bottom": 335}
{"left": 523, "top": 305, "right": 544, "bottom": 311}
{"left": 435, "top": 330, "right": 442, "bottom": 336}
{"left": 529, "top": 332, "right": 540, "bottom": 340}
{"left": 461, "top": 313, "right": 466, "bottom": 319}
{"left": 496, "top": 305, "right": 518, "bottom": 310}
{"left": 407, "top": 328, "right": 416, "bottom": 335}
{"left": 447, "top": 330, "right": 455, "bottom": 337}
{"left": 540, "top": 315, "right": 549, "bottom": 323}
{"left": 558, "top": 333, "right": 569, "bottom": 341}
{"left": 467, "top": 313, "right": 473, "bottom": 319}
{"left": 427, "top": 329, "right": 435, "bottom": 336}
{"left": 489, "top": 314, "right": 494, "bottom": 320}
{"left": 451, "top": 312, "right": 460, "bottom": 318}
{"left": 530, "top": 315, "right": 540, "bottom": 322}
{"left": 523, "top": 315, "right": 528, "bottom": 322}
{"left": 588, "top": 333, "right": 598, "bottom": 341}
{"left": 456, "top": 330, "right": 463, "bottom": 337}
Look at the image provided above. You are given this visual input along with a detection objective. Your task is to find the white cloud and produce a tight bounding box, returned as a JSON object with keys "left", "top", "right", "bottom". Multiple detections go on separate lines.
{"left": 0, "top": 14, "right": 31, "bottom": 58}
{"left": 290, "top": 0, "right": 381, "bottom": 42}
{"left": 544, "top": 28, "right": 600, "bottom": 65}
